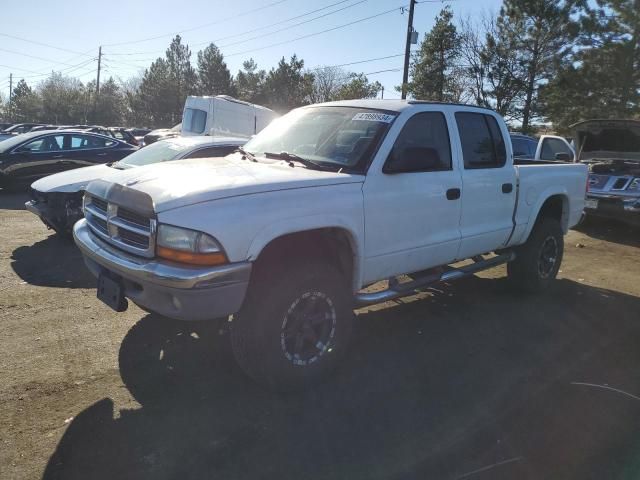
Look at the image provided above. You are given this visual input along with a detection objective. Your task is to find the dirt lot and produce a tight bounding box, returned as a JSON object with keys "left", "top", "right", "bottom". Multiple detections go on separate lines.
{"left": 1, "top": 190, "right": 639, "bottom": 480}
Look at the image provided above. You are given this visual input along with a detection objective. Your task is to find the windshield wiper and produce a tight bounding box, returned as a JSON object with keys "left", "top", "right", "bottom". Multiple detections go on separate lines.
{"left": 263, "top": 151, "right": 340, "bottom": 172}
{"left": 237, "top": 146, "right": 257, "bottom": 162}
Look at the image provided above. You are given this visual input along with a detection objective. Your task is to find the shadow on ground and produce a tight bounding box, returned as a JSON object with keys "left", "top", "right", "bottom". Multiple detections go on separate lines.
{"left": 574, "top": 216, "right": 640, "bottom": 248}
{"left": 43, "top": 277, "right": 640, "bottom": 480}
{"left": 0, "top": 190, "right": 29, "bottom": 210}
{"left": 11, "top": 235, "right": 95, "bottom": 289}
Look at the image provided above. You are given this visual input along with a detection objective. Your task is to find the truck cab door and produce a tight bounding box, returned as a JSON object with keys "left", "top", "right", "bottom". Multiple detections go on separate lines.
{"left": 362, "top": 111, "right": 462, "bottom": 284}
{"left": 536, "top": 135, "right": 576, "bottom": 161}
{"left": 454, "top": 111, "right": 517, "bottom": 259}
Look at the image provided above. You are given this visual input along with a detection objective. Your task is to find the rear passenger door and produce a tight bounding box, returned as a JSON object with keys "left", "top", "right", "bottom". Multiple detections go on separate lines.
{"left": 454, "top": 111, "right": 516, "bottom": 259}
{"left": 362, "top": 111, "right": 462, "bottom": 283}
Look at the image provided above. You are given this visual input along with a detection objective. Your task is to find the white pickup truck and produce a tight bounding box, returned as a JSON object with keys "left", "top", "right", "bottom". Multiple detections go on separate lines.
{"left": 73, "top": 100, "right": 588, "bottom": 389}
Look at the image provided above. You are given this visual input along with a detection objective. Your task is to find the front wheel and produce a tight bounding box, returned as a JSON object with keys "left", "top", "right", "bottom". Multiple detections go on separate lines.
{"left": 230, "top": 262, "right": 353, "bottom": 390}
{"left": 507, "top": 217, "right": 564, "bottom": 293}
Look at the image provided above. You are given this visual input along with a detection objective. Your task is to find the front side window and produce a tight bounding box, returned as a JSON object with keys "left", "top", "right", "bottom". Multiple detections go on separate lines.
{"left": 243, "top": 107, "right": 397, "bottom": 171}
{"left": 21, "top": 135, "right": 64, "bottom": 152}
{"left": 455, "top": 112, "right": 506, "bottom": 169}
{"left": 183, "top": 108, "right": 207, "bottom": 134}
{"left": 384, "top": 112, "right": 452, "bottom": 173}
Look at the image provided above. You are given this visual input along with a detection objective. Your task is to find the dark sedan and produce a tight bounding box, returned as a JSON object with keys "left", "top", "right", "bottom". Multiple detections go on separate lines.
{"left": 0, "top": 130, "right": 137, "bottom": 190}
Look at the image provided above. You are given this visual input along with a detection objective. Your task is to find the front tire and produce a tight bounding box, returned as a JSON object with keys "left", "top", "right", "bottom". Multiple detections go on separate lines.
{"left": 231, "top": 262, "right": 353, "bottom": 390}
{"left": 508, "top": 217, "right": 564, "bottom": 293}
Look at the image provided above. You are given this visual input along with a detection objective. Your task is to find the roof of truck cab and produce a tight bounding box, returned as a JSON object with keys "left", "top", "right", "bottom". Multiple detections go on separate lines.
{"left": 309, "top": 99, "right": 496, "bottom": 113}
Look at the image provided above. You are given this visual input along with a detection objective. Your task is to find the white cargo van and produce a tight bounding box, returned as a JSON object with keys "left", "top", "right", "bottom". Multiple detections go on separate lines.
{"left": 182, "top": 95, "right": 277, "bottom": 138}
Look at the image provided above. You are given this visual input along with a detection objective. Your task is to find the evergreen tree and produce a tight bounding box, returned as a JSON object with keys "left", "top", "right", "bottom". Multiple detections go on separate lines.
{"left": 263, "top": 55, "right": 314, "bottom": 112}
{"left": 92, "top": 77, "right": 125, "bottom": 126}
{"left": 540, "top": 0, "right": 639, "bottom": 131}
{"left": 11, "top": 79, "right": 41, "bottom": 122}
{"left": 333, "top": 74, "right": 382, "bottom": 100}
{"left": 235, "top": 59, "right": 267, "bottom": 104}
{"left": 138, "top": 58, "right": 176, "bottom": 127}
{"left": 406, "top": 7, "right": 461, "bottom": 101}
{"left": 496, "top": 0, "right": 575, "bottom": 132}
{"left": 165, "top": 35, "right": 197, "bottom": 120}
{"left": 196, "top": 43, "right": 235, "bottom": 96}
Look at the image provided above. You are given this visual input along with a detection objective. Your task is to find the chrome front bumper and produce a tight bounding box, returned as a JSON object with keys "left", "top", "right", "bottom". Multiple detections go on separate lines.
{"left": 73, "top": 219, "right": 251, "bottom": 321}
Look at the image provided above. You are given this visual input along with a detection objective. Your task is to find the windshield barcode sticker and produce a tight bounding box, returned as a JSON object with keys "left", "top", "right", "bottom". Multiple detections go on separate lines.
{"left": 352, "top": 112, "right": 395, "bottom": 123}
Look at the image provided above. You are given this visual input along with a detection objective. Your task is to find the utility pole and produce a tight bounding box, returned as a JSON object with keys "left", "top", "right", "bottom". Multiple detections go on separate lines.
{"left": 8, "top": 73, "right": 12, "bottom": 121}
{"left": 401, "top": 0, "right": 417, "bottom": 100}
{"left": 94, "top": 46, "right": 102, "bottom": 120}
{"left": 96, "top": 46, "right": 102, "bottom": 96}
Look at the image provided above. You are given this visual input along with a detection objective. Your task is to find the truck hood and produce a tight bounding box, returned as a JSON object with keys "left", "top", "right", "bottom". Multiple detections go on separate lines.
{"left": 89, "top": 155, "right": 364, "bottom": 213}
{"left": 572, "top": 119, "right": 640, "bottom": 162}
{"left": 31, "top": 164, "right": 117, "bottom": 193}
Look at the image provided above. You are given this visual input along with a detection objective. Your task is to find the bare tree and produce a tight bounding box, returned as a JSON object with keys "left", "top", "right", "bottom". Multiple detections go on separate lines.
{"left": 308, "top": 66, "right": 347, "bottom": 103}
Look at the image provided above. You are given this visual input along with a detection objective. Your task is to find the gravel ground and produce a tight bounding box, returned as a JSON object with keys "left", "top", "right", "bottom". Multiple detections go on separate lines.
{"left": 1, "top": 190, "right": 639, "bottom": 480}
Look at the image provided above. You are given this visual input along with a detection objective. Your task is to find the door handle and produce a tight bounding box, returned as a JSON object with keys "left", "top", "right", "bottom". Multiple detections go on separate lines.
{"left": 502, "top": 183, "right": 513, "bottom": 193}
{"left": 52, "top": 155, "right": 63, "bottom": 159}
{"left": 446, "top": 188, "right": 461, "bottom": 200}
{"left": 96, "top": 153, "right": 107, "bottom": 157}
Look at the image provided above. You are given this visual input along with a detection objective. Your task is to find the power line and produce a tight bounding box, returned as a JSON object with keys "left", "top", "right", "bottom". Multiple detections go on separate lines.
{"left": 102, "top": 0, "right": 290, "bottom": 47}
{"left": 0, "top": 47, "right": 84, "bottom": 67}
{"left": 217, "top": 0, "right": 368, "bottom": 49}
{"left": 108, "top": 0, "right": 357, "bottom": 56}
{"left": 224, "top": 4, "right": 408, "bottom": 58}
{"left": 104, "top": 0, "right": 368, "bottom": 63}
{"left": 0, "top": 33, "right": 94, "bottom": 57}
{"left": 309, "top": 54, "right": 404, "bottom": 71}
{"left": 1, "top": 58, "right": 97, "bottom": 81}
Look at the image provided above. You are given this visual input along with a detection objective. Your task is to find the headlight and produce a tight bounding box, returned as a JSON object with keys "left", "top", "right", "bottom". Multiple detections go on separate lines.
{"left": 156, "top": 224, "right": 227, "bottom": 266}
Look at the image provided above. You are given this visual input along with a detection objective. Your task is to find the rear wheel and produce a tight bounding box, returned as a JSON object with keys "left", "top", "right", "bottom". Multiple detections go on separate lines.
{"left": 230, "top": 262, "right": 353, "bottom": 390}
{"left": 508, "top": 217, "right": 564, "bottom": 293}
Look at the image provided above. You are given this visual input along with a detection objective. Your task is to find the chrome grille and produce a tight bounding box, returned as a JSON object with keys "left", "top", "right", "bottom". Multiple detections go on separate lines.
{"left": 84, "top": 194, "right": 156, "bottom": 257}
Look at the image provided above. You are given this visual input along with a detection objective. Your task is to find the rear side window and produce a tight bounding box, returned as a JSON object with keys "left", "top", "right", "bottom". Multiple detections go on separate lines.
{"left": 70, "top": 134, "right": 116, "bottom": 149}
{"left": 383, "top": 112, "right": 452, "bottom": 173}
{"left": 512, "top": 138, "right": 530, "bottom": 158}
{"left": 455, "top": 112, "right": 507, "bottom": 169}
{"left": 183, "top": 108, "right": 207, "bottom": 134}
{"left": 540, "top": 137, "right": 573, "bottom": 161}
{"left": 185, "top": 146, "right": 238, "bottom": 159}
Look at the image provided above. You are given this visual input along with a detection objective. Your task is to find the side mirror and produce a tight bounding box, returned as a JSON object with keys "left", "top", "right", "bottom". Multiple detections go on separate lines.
{"left": 12, "top": 147, "right": 30, "bottom": 154}
{"left": 555, "top": 152, "right": 572, "bottom": 161}
{"left": 384, "top": 147, "right": 441, "bottom": 174}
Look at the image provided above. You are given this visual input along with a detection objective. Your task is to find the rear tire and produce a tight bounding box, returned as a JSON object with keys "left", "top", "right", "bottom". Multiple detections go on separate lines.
{"left": 508, "top": 217, "right": 564, "bottom": 293}
{"left": 230, "top": 262, "right": 353, "bottom": 391}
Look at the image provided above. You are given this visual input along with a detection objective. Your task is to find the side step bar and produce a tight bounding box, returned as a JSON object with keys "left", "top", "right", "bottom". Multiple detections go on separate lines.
{"left": 355, "top": 252, "right": 515, "bottom": 307}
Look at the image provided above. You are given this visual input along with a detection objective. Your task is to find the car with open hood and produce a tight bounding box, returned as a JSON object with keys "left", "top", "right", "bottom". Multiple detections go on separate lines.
{"left": 574, "top": 119, "right": 640, "bottom": 226}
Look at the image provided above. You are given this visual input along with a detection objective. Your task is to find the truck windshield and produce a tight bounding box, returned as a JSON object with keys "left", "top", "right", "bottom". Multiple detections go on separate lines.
{"left": 183, "top": 108, "right": 207, "bottom": 134}
{"left": 243, "top": 106, "right": 397, "bottom": 171}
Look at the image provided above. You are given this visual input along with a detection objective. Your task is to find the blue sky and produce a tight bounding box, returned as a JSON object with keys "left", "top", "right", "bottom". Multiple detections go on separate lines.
{"left": 1, "top": 0, "right": 503, "bottom": 101}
